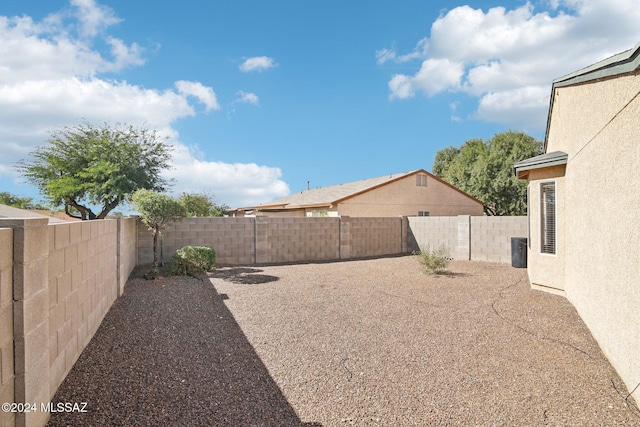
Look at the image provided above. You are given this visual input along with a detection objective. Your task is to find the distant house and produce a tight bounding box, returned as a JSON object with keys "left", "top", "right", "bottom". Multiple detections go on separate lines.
{"left": 0, "top": 204, "right": 67, "bottom": 223}
{"left": 233, "top": 169, "right": 484, "bottom": 217}
{"left": 514, "top": 42, "right": 640, "bottom": 402}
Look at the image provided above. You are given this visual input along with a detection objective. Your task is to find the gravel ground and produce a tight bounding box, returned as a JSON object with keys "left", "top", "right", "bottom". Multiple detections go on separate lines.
{"left": 47, "top": 257, "right": 639, "bottom": 426}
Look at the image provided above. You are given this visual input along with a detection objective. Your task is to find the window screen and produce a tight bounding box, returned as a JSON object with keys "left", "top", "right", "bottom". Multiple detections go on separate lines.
{"left": 540, "top": 182, "right": 556, "bottom": 254}
{"left": 416, "top": 174, "right": 427, "bottom": 187}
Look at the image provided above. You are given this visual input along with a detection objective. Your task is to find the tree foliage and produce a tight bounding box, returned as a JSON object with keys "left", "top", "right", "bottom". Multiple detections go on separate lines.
{"left": 433, "top": 131, "right": 543, "bottom": 215}
{"left": 0, "top": 192, "right": 48, "bottom": 210}
{"left": 131, "top": 189, "right": 186, "bottom": 275}
{"left": 17, "top": 122, "right": 173, "bottom": 220}
{"left": 178, "top": 192, "right": 229, "bottom": 217}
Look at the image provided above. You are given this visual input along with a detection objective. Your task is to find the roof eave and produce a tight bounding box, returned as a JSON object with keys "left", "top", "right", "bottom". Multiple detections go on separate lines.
{"left": 544, "top": 41, "right": 640, "bottom": 152}
{"left": 514, "top": 151, "right": 568, "bottom": 178}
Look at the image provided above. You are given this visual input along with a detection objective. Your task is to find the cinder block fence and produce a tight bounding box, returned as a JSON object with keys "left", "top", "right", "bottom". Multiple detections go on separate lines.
{"left": 136, "top": 215, "right": 527, "bottom": 266}
{"left": 0, "top": 214, "right": 525, "bottom": 427}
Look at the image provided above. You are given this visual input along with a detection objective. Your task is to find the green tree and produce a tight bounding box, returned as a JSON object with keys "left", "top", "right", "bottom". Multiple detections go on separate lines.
{"left": 433, "top": 131, "right": 542, "bottom": 215}
{"left": 0, "top": 192, "right": 47, "bottom": 210}
{"left": 131, "top": 189, "right": 186, "bottom": 277}
{"left": 178, "top": 192, "right": 228, "bottom": 217}
{"left": 17, "top": 122, "right": 173, "bottom": 220}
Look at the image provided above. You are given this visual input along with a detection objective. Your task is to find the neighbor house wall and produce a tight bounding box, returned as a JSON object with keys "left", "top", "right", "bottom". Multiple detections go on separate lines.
{"left": 0, "top": 228, "right": 14, "bottom": 427}
{"left": 337, "top": 173, "right": 484, "bottom": 217}
{"left": 534, "top": 71, "right": 640, "bottom": 400}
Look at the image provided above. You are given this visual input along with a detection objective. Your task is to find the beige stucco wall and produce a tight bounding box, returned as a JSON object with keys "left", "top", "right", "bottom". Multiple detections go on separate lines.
{"left": 337, "top": 173, "right": 484, "bottom": 217}
{"left": 526, "top": 165, "right": 566, "bottom": 294}
{"left": 533, "top": 71, "right": 640, "bottom": 399}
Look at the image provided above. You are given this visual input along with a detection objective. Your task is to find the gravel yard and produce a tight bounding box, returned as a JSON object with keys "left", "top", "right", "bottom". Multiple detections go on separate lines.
{"left": 47, "top": 256, "right": 639, "bottom": 426}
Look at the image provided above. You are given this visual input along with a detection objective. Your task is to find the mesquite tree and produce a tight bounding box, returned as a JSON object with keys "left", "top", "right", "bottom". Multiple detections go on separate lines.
{"left": 131, "top": 189, "right": 186, "bottom": 277}
{"left": 18, "top": 122, "right": 173, "bottom": 220}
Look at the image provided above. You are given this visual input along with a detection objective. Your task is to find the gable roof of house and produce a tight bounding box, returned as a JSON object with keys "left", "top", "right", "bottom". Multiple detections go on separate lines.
{"left": 0, "top": 204, "right": 66, "bottom": 223}
{"left": 553, "top": 41, "right": 640, "bottom": 88}
{"left": 544, "top": 41, "right": 640, "bottom": 151}
{"left": 239, "top": 169, "right": 483, "bottom": 212}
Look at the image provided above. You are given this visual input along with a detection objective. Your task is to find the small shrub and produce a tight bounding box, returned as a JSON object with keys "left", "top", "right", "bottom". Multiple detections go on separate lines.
{"left": 414, "top": 244, "right": 452, "bottom": 275}
{"left": 170, "top": 246, "right": 216, "bottom": 276}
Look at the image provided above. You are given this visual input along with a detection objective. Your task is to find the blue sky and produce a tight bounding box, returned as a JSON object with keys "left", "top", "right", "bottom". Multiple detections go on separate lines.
{"left": 1, "top": 0, "right": 639, "bottom": 208}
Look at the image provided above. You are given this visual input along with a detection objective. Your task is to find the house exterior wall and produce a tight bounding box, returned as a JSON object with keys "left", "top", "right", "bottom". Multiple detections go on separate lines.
{"left": 531, "top": 71, "right": 640, "bottom": 399}
{"left": 337, "top": 173, "right": 484, "bottom": 217}
{"left": 525, "top": 166, "right": 566, "bottom": 294}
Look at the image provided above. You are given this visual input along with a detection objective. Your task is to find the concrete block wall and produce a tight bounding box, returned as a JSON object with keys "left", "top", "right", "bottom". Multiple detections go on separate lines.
{"left": 1, "top": 218, "right": 51, "bottom": 427}
{"left": 0, "top": 228, "right": 14, "bottom": 427}
{"left": 349, "top": 217, "right": 403, "bottom": 258}
{"left": 407, "top": 216, "right": 459, "bottom": 256}
{"left": 137, "top": 217, "right": 256, "bottom": 266}
{"left": 47, "top": 220, "right": 118, "bottom": 400}
{"left": 137, "top": 217, "right": 410, "bottom": 266}
{"left": 0, "top": 217, "right": 134, "bottom": 427}
{"left": 259, "top": 217, "right": 340, "bottom": 264}
{"left": 117, "top": 217, "right": 138, "bottom": 296}
{"left": 408, "top": 216, "right": 527, "bottom": 263}
{"left": 470, "top": 216, "right": 528, "bottom": 263}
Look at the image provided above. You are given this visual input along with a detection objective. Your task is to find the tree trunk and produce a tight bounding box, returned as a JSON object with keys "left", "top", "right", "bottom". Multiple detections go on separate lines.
{"left": 152, "top": 226, "right": 159, "bottom": 270}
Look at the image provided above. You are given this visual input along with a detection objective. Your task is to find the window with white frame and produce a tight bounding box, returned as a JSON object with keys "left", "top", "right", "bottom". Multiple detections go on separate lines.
{"left": 540, "top": 182, "right": 556, "bottom": 255}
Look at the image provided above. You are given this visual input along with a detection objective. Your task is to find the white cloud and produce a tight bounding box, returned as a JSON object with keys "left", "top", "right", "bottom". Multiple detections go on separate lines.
{"left": 235, "top": 91, "right": 260, "bottom": 106}
{"left": 71, "top": 0, "right": 121, "bottom": 38}
{"left": 175, "top": 80, "right": 220, "bottom": 111}
{"left": 388, "top": 59, "right": 464, "bottom": 99}
{"left": 239, "top": 56, "right": 278, "bottom": 72}
{"left": 166, "top": 144, "right": 289, "bottom": 207}
{"left": 0, "top": 1, "right": 290, "bottom": 208}
{"left": 381, "top": 0, "right": 640, "bottom": 132}
{"left": 475, "top": 86, "right": 550, "bottom": 132}
{"left": 375, "top": 47, "right": 396, "bottom": 65}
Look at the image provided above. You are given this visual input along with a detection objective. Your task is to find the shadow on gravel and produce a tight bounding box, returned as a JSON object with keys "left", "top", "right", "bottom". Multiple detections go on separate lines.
{"left": 209, "top": 267, "right": 280, "bottom": 285}
{"left": 46, "top": 275, "right": 320, "bottom": 427}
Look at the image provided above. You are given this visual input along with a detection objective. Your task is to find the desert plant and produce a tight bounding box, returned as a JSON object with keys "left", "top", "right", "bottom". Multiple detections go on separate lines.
{"left": 131, "top": 189, "right": 186, "bottom": 278}
{"left": 414, "top": 244, "right": 452, "bottom": 275}
{"left": 170, "top": 246, "right": 216, "bottom": 276}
